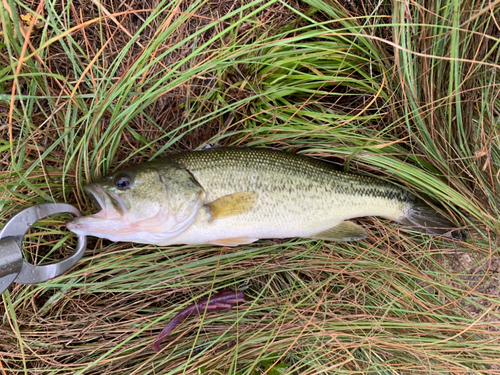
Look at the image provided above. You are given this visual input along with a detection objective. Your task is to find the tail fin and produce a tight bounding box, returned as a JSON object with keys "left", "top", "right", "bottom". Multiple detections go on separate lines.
{"left": 400, "top": 199, "right": 467, "bottom": 241}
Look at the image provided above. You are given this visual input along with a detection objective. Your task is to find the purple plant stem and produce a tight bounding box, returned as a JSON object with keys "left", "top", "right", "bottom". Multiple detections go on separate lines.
{"left": 150, "top": 289, "right": 245, "bottom": 352}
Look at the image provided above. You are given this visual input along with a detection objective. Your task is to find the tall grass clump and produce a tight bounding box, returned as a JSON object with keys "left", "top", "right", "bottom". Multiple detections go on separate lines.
{"left": 1, "top": 0, "right": 499, "bottom": 373}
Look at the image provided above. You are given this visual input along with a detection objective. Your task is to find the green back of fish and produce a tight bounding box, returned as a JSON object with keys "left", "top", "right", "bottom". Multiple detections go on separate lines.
{"left": 167, "top": 147, "right": 408, "bottom": 203}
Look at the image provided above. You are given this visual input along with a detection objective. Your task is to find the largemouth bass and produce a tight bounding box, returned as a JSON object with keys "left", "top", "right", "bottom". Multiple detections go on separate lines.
{"left": 67, "top": 148, "right": 463, "bottom": 246}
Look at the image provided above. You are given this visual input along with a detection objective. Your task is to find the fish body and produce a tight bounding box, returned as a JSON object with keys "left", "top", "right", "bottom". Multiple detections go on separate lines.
{"left": 67, "top": 148, "right": 460, "bottom": 246}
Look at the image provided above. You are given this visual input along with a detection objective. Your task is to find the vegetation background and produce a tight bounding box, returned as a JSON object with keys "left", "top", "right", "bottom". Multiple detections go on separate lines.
{"left": 1, "top": 0, "right": 499, "bottom": 373}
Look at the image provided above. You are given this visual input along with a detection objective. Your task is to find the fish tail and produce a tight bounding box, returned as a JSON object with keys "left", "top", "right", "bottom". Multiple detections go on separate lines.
{"left": 400, "top": 198, "right": 467, "bottom": 241}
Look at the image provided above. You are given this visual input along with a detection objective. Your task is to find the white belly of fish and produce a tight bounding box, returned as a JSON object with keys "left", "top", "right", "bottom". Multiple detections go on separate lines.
{"left": 158, "top": 193, "right": 406, "bottom": 246}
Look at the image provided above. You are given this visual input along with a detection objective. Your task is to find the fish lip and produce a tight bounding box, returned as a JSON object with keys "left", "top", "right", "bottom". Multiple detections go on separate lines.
{"left": 84, "top": 183, "right": 104, "bottom": 214}
{"left": 84, "top": 183, "right": 128, "bottom": 216}
{"left": 65, "top": 184, "right": 104, "bottom": 232}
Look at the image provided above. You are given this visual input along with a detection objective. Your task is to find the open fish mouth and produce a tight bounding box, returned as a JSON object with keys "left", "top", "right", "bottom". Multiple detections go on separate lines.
{"left": 84, "top": 183, "right": 127, "bottom": 217}
{"left": 66, "top": 184, "right": 127, "bottom": 234}
{"left": 84, "top": 184, "right": 103, "bottom": 214}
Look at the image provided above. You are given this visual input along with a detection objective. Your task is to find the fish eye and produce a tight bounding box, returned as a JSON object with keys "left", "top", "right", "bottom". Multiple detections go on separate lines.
{"left": 114, "top": 174, "right": 133, "bottom": 190}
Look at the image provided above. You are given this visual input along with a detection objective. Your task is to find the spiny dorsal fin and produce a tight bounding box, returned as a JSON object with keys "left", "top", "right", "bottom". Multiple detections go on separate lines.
{"left": 206, "top": 192, "right": 258, "bottom": 221}
{"left": 312, "top": 221, "right": 366, "bottom": 242}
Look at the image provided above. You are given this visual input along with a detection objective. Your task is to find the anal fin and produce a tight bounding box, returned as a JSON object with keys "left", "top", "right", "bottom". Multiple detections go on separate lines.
{"left": 312, "top": 221, "right": 366, "bottom": 242}
{"left": 208, "top": 237, "right": 259, "bottom": 247}
{"left": 206, "top": 192, "right": 258, "bottom": 221}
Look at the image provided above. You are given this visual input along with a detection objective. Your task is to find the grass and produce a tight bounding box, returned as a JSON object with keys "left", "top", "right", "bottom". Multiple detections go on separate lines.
{"left": 1, "top": 0, "right": 499, "bottom": 373}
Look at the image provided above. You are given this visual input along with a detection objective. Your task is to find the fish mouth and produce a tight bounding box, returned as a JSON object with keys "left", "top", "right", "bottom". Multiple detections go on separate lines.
{"left": 84, "top": 183, "right": 128, "bottom": 217}
{"left": 66, "top": 183, "right": 127, "bottom": 234}
{"left": 84, "top": 184, "right": 104, "bottom": 214}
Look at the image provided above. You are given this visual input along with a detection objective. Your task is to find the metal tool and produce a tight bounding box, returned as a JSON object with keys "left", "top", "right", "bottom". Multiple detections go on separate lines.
{"left": 0, "top": 203, "right": 87, "bottom": 294}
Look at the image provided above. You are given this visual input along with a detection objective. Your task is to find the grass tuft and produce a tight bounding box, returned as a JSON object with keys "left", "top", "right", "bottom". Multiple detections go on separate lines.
{"left": 1, "top": 0, "right": 499, "bottom": 373}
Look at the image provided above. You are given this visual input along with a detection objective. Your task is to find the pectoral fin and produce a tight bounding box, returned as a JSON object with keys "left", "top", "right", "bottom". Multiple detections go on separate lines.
{"left": 208, "top": 237, "right": 259, "bottom": 246}
{"left": 206, "top": 192, "right": 258, "bottom": 221}
{"left": 312, "top": 221, "right": 366, "bottom": 242}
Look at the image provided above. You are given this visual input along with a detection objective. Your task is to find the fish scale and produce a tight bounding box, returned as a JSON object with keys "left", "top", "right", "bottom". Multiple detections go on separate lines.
{"left": 67, "top": 147, "right": 462, "bottom": 246}
{"left": 158, "top": 148, "right": 411, "bottom": 245}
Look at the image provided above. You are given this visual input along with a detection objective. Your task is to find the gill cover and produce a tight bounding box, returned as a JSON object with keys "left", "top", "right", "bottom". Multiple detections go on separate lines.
{"left": 157, "top": 163, "right": 205, "bottom": 236}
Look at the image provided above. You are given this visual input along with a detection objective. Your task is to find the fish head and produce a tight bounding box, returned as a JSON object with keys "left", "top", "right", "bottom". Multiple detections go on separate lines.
{"left": 66, "top": 161, "right": 204, "bottom": 244}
